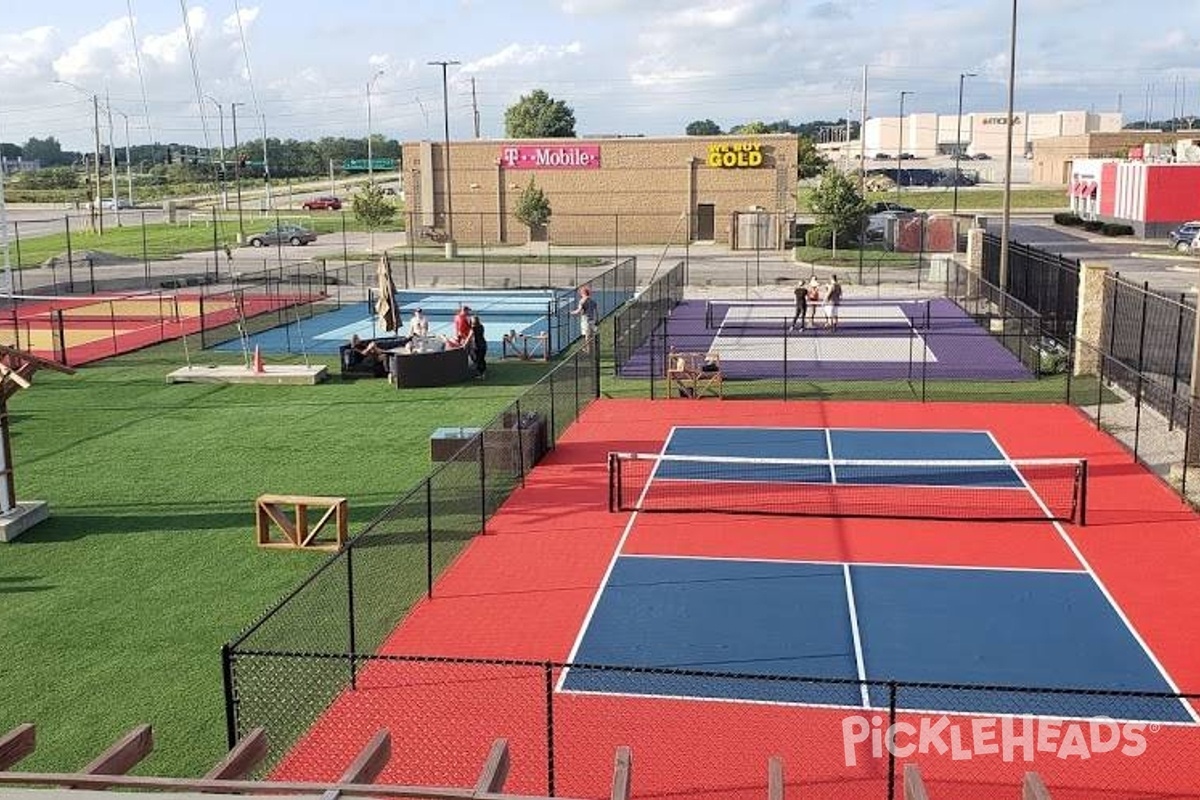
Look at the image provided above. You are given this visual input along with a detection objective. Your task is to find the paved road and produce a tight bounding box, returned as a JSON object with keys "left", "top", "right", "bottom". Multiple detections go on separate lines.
{"left": 986, "top": 220, "right": 1200, "bottom": 296}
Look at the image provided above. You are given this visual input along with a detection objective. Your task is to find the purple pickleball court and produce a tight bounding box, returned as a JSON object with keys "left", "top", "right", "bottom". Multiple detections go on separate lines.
{"left": 619, "top": 298, "right": 1035, "bottom": 381}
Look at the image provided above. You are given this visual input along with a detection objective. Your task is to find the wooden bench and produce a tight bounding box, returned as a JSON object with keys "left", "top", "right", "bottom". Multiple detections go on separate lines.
{"left": 666, "top": 351, "right": 723, "bottom": 399}
{"left": 255, "top": 494, "right": 348, "bottom": 551}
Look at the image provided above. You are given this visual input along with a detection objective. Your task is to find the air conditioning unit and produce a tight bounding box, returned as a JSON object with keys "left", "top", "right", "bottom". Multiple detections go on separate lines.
{"left": 1177, "top": 144, "right": 1200, "bottom": 163}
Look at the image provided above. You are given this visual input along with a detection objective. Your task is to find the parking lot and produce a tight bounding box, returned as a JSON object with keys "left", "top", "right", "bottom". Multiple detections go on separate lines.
{"left": 988, "top": 218, "right": 1200, "bottom": 296}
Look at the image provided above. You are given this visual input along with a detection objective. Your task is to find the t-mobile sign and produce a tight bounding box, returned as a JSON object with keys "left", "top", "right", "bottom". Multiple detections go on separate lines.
{"left": 499, "top": 144, "right": 602, "bottom": 169}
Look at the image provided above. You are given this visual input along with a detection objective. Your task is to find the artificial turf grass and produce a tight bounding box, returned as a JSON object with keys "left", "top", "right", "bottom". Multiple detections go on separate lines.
{"left": 0, "top": 344, "right": 553, "bottom": 778}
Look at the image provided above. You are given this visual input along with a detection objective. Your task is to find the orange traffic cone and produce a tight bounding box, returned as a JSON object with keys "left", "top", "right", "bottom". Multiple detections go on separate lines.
{"left": 252, "top": 345, "right": 264, "bottom": 374}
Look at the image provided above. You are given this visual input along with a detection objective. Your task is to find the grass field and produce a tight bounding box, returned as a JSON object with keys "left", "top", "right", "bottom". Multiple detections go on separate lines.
{"left": 0, "top": 340, "right": 552, "bottom": 777}
{"left": 796, "top": 186, "right": 1068, "bottom": 213}
{"left": 8, "top": 214, "right": 404, "bottom": 270}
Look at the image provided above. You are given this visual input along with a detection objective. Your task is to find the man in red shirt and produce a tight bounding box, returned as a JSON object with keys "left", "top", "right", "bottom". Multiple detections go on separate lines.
{"left": 452, "top": 305, "right": 472, "bottom": 346}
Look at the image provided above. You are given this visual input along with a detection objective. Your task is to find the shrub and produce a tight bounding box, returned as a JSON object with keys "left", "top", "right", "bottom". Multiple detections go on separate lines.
{"left": 1053, "top": 212, "right": 1083, "bottom": 226}
{"left": 1082, "top": 220, "right": 1104, "bottom": 233}
{"left": 1101, "top": 223, "right": 1135, "bottom": 237}
{"left": 805, "top": 226, "right": 834, "bottom": 249}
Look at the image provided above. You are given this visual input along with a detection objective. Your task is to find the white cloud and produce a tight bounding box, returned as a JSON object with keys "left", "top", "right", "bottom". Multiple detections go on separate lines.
{"left": 142, "top": 6, "right": 207, "bottom": 67}
{"left": 52, "top": 17, "right": 135, "bottom": 82}
{"left": 460, "top": 42, "right": 583, "bottom": 73}
{"left": 221, "top": 6, "right": 259, "bottom": 37}
{"left": 0, "top": 26, "right": 58, "bottom": 82}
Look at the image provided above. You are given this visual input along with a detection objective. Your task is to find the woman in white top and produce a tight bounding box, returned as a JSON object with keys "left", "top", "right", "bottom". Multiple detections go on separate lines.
{"left": 408, "top": 308, "right": 430, "bottom": 338}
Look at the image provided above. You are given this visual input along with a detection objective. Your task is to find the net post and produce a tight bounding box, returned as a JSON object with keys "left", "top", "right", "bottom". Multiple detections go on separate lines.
{"left": 1078, "top": 459, "right": 1088, "bottom": 526}
{"left": 607, "top": 452, "right": 616, "bottom": 513}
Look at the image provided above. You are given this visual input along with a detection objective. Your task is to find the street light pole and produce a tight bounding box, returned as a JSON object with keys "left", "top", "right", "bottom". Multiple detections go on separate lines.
{"left": 205, "top": 95, "right": 227, "bottom": 209}
{"left": 231, "top": 102, "right": 245, "bottom": 242}
{"left": 953, "top": 73, "right": 977, "bottom": 216}
{"left": 896, "top": 91, "right": 913, "bottom": 203}
{"left": 115, "top": 110, "right": 133, "bottom": 208}
{"left": 429, "top": 59, "right": 461, "bottom": 244}
{"left": 999, "top": 0, "right": 1019, "bottom": 299}
{"left": 367, "top": 69, "right": 385, "bottom": 182}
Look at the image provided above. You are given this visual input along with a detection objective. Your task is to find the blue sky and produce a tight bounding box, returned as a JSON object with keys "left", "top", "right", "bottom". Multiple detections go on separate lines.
{"left": 2, "top": 0, "right": 1199, "bottom": 151}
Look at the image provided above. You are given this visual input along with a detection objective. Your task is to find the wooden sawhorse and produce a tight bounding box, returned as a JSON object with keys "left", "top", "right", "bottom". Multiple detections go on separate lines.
{"left": 255, "top": 494, "right": 348, "bottom": 551}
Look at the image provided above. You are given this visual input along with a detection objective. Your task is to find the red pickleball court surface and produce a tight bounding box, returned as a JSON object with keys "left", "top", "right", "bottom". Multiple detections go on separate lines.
{"left": 269, "top": 400, "right": 1200, "bottom": 799}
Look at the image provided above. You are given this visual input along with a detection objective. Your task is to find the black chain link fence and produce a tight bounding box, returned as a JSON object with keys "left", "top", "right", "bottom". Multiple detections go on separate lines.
{"left": 223, "top": 651, "right": 1200, "bottom": 798}
{"left": 611, "top": 260, "right": 685, "bottom": 373}
{"left": 224, "top": 344, "right": 600, "bottom": 773}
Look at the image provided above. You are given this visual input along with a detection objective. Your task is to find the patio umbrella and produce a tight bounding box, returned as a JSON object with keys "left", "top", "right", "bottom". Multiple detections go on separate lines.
{"left": 375, "top": 252, "right": 400, "bottom": 333}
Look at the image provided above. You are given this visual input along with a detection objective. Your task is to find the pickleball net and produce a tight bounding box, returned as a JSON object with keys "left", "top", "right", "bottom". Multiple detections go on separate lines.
{"left": 608, "top": 452, "right": 1087, "bottom": 524}
{"left": 704, "top": 299, "right": 934, "bottom": 331}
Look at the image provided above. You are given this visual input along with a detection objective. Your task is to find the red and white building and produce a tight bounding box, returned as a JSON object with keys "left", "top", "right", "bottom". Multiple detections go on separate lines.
{"left": 1070, "top": 157, "right": 1200, "bottom": 237}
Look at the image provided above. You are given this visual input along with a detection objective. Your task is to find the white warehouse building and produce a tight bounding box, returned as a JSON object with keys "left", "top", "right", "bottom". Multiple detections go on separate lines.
{"left": 861, "top": 111, "right": 1123, "bottom": 160}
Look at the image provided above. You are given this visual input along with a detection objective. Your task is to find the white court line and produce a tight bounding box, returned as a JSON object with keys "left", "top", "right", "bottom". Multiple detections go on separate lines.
{"left": 984, "top": 431, "right": 1200, "bottom": 724}
{"left": 663, "top": 425, "right": 998, "bottom": 435}
{"left": 824, "top": 428, "right": 838, "bottom": 484}
{"left": 557, "top": 426, "right": 681, "bottom": 691}
{"left": 843, "top": 564, "right": 871, "bottom": 707}
{"left": 555, "top": 686, "right": 1198, "bottom": 727}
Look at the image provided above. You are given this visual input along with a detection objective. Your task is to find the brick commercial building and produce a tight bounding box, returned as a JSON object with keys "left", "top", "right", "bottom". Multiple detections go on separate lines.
{"left": 401, "top": 134, "right": 798, "bottom": 248}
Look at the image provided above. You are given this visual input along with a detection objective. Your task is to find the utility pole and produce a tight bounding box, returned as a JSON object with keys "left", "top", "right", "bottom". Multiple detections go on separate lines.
{"left": 896, "top": 91, "right": 913, "bottom": 203}
{"left": 954, "top": 73, "right": 977, "bottom": 215}
{"left": 261, "top": 114, "right": 272, "bottom": 211}
{"left": 858, "top": 66, "right": 868, "bottom": 195}
{"left": 231, "top": 102, "right": 245, "bottom": 241}
{"left": 428, "top": 59, "right": 461, "bottom": 245}
{"left": 206, "top": 96, "right": 227, "bottom": 209}
{"left": 472, "top": 77, "right": 480, "bottom": 138}
{"left": 367, "top": 69, "right": 385, "bottom": 182}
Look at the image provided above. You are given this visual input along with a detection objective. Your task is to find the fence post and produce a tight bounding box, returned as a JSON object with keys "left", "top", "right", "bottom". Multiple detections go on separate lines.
{"left": 515, "top": 399, "right": 526, "bottom": 484}
{"left": 547, "top": 370, "right": 557, "bottom": 449}
{"left": 1183, "top": 403, "right": 1193, "bottom": 498}
{"left": 479, "top": 431, "right": 488, "bottom": 534}
{"left": 593, "top": 337, "right": 601, "bottom": 399}
{"left": 887, "top": 681, "right": 897, "bottom": 800}
{"left": 1170, "top": 294, "right": 1187, "bottom": 430}
{"left": 221, "top": 643, "right": 238, "bottom": 749}
{"left": 346, "top": 544, "right": 358, "bottom": 690}
{"left": 426, "top": 479, "right": 434, "bottom": 598}
{"left": 544, "top": 661, "right": 556, "bottom": 797}
{"left": 782, "top": 321, "right": 789, "bottom": 401}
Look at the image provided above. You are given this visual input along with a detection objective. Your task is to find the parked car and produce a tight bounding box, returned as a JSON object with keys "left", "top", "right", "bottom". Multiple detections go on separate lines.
{"left": 1168, "top": 221, "right": 1200, "bottom": 252}
{"left": 247, "top": 224, "right": 318, "bottom": 247}
{"left": 868, "top": 201, "right": 916, "bottom": 214}
{"left": 874, "top": 153, "right": 891, "bottom": 160}
{"left": 301, "top": 196, "right": 342, "bottom": 211}
{"left": 972, "top": 153, "right": 991, "bottom": 160}
{"left": 898, "top": 152, "right": 916, "bottom": 160}
{"left": 102, "top": 198, "right": 134, "bottom": 210}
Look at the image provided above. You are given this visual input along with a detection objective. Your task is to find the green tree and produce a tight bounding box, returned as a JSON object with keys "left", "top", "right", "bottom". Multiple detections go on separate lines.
{"left": 807, "top": 167, "right": 867, "bottom": 242}
{"left": 685, "top": 119, "right": 722, "bottom": 136}
{"left": 22, "top": 136, "right": 70, "bottom": 166}
{"left": 730, "top": 121, "right": 771, "bottom": 135}
{"left": 796, "top": 136, "right": 829, "bottom": 179}
{"left": 504, "top": 89, "right": 576, "bottom": 138}
{"left": 352, "top": 182, "right": 396, "bottom": 228}
{"left": 514, "top": 177, "right": 552, "bottom": 230}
